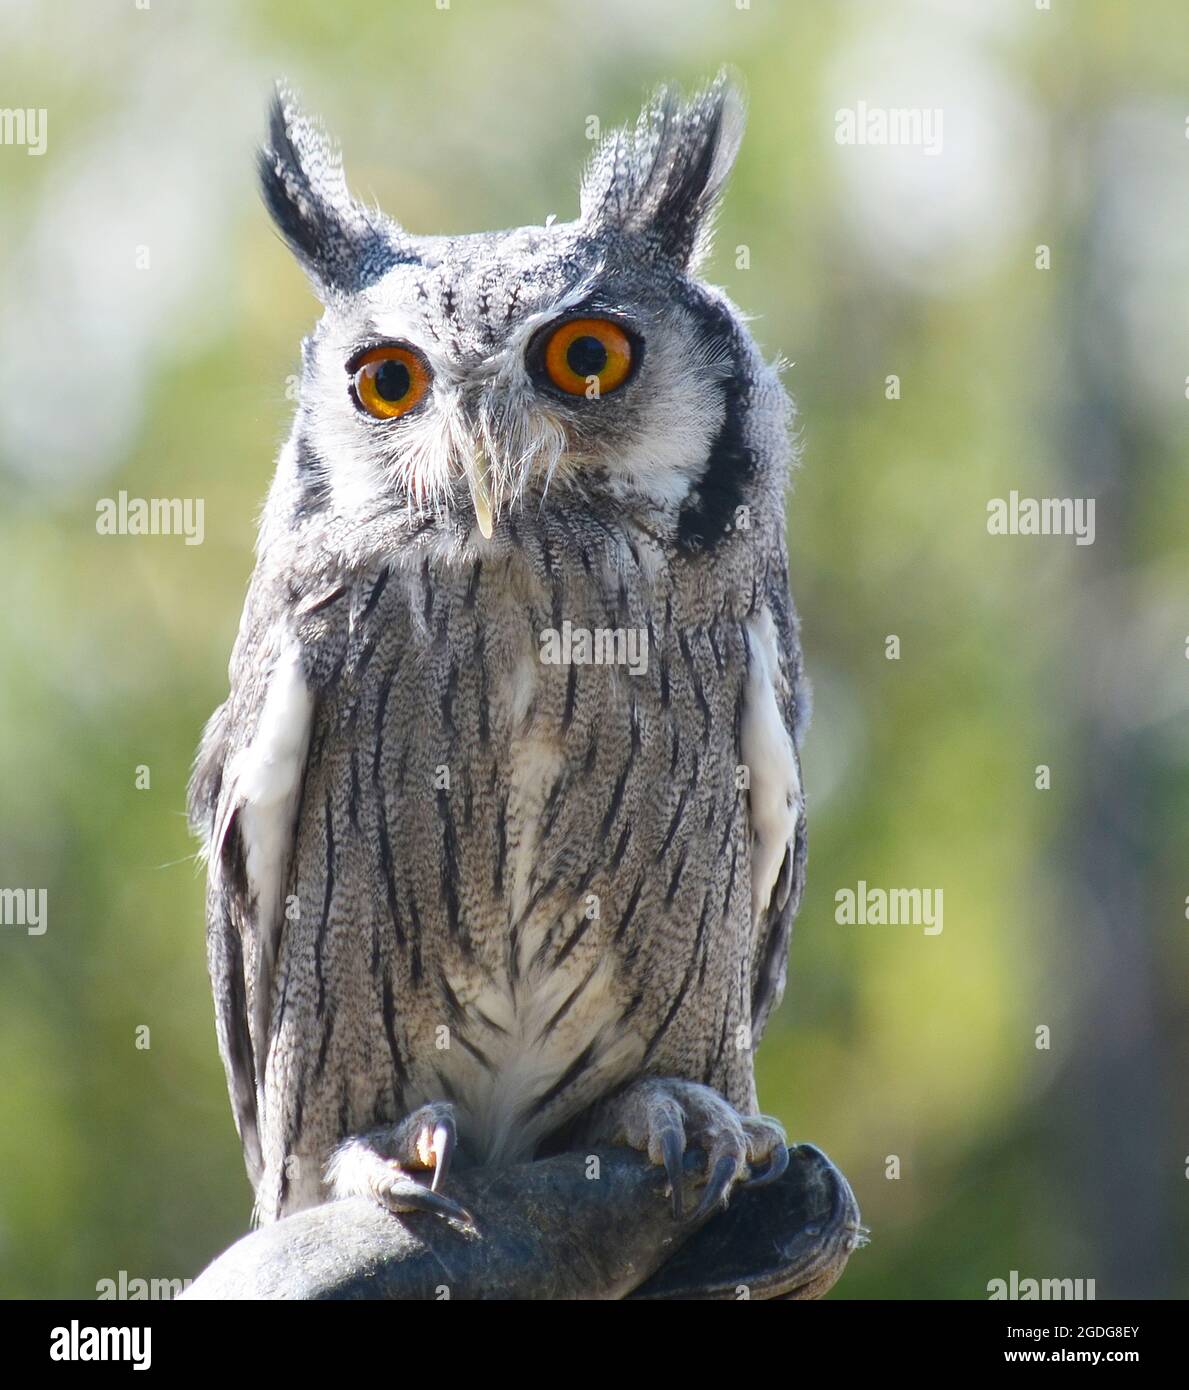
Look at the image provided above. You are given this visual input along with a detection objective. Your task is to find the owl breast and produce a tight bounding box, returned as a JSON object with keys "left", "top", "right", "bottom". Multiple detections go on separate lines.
{"left": 267, "top": 519, "right": 763, "bottom": 1176}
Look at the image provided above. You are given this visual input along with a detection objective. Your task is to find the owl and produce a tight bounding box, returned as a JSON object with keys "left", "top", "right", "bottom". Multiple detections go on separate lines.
{"left": 189, "top": 75, "right": 808, "bottom": 1231}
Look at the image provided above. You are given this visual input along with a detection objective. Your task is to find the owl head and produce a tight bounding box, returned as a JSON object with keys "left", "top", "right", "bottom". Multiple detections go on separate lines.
{"left": 260, "top": 76, "right": 784, "bottom": 552}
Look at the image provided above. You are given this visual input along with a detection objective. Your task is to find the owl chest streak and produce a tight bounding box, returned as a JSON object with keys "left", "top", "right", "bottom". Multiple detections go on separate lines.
{"left": 296, "top": 562, "right": 751, "bottom": 1164}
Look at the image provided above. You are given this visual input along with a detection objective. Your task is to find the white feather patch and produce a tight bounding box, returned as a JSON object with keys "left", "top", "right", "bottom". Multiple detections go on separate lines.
{"left": 741, "top": 609, "right": 801, "bottom": 924}
{"left": 449, "top": 955, "right": 641, "bottom": 1165}
{"left": 218, "top": 641, "right": 314, "bottom": 1092}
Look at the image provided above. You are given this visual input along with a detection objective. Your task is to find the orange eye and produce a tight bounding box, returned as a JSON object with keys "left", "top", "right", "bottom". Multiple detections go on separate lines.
{"left": 541, "top": 317, "right": 634, "bottom": 397}
{"left": 351, "top": 345, "right": 430, "bottom": 420}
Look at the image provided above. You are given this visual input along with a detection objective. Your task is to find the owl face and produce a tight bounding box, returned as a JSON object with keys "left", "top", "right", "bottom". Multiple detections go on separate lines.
{"left": 261, "top": 78, "right": 756, "bottom": 543}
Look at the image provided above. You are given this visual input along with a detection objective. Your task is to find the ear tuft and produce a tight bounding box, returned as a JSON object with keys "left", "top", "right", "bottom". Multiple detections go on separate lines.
{"left": 258, "top": 83, "right": 405, "bottom": 295}
{"left": 580, "top": 72, "right": 746, "bottom": 271}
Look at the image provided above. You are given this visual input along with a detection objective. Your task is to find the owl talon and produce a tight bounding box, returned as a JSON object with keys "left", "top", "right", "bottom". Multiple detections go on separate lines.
{"left": 327, "top": 1102, "right": 468, "bottom": 1222}
{"left": 660, "top": 1126, "right": 686, "bottom": 1220}
{"left": 428, "top": 1120, "right": 455, "bottom": 1192}
{"left": 586, "top": 1078, "right": 786, "bottom": 1225}
{"left": 374, "top": 1168, "right": 473, "bottom": 1225}
{"left": 744, "top": 1139, "right": 789, "bottom": 1188}
{"left": 691, "top": 1153, "right": 741, "bottom": 1223}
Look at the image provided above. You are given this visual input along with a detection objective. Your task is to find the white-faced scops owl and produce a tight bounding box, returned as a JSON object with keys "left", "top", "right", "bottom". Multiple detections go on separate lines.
{"left": 189, "top": 75, "right": 808, "bottom": 1228}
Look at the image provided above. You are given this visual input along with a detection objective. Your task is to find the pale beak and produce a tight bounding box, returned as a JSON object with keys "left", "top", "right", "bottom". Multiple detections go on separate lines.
{"left": 464, "top": 450, "right": 494, "bottom": 540}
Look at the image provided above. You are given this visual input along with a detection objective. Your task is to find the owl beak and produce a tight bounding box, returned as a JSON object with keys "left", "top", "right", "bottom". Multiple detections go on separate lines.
{"left": 465, "top": 451, "right": 494, "bottom": 540}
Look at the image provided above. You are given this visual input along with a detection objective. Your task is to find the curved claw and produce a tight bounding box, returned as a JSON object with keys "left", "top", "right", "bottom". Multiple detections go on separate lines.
{"left": 428, "top": 1119, "right": 455, "bottom": 1193}
{"left": 744, "top": 1141, "right": 789, "bottom": 1189}
{"left": 660, "top": 1126, "right": 686, "bottom": 1221}
{"left": 379, "top": 1175, "right": 473, "bottom": 1225}
{"left": 690, "top": 1153, "right": 739, "bottom": 1224}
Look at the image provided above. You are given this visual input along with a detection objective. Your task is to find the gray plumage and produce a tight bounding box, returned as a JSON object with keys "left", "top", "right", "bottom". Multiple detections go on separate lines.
{"left": 190, "top": 75, "right": 808, "bottom": 1226}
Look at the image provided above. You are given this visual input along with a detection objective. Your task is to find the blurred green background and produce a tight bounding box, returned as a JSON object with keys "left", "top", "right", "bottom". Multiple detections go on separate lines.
{"left": 1, "top": 0, "right": 1186, "bottom": 1299}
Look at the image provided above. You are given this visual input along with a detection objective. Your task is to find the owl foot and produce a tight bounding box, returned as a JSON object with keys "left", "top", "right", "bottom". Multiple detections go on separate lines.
{"left": 589, "top": 1078, "right": 787, "bottom": 1224}
{"left": 326, "top": 1101, "right": 473, "bottom": 1224}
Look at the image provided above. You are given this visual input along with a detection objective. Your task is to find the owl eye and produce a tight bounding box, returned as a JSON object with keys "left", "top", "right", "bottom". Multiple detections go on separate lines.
{"left": 350, "top": 344, "right": 431, "bottom": 420}
{"left": 540, "top": 317, "right": 635, "bottom": 397}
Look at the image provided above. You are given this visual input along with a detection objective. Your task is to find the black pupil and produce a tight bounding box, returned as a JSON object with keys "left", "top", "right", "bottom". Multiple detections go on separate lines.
{"left": 374, "top": 359, "right": 411, "bottom": 402}
{"left": 566, "top": 335, "right": 608, "bottom": 379}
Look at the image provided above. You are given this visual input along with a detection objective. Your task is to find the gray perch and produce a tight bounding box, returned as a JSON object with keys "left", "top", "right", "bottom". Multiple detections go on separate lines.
{"left": 184, "top": 1142, "right": 861, "bottom": 1301}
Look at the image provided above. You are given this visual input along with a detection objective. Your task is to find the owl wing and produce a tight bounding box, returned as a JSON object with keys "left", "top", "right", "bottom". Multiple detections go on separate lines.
{"left": 744, "top": 568, "right": 809, "bottom": 1046}
{"left": 189, "top": 577, "right": 324, "bottom": 1188}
